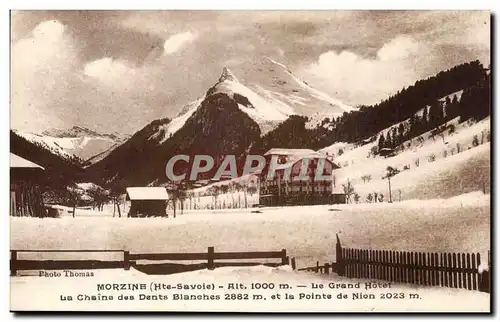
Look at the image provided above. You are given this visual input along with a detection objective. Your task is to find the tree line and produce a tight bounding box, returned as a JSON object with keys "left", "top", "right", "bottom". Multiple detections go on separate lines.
{"left": 329, "top": 60, "right": 488, "bottom": 144}
{"left": 376, "top": 68, "right": 491, "bottom": 153}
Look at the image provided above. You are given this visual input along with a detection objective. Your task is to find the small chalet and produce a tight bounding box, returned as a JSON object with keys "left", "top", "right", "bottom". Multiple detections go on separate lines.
{"left": 259, "top": 149, "right": 344, "bottom": 206}
{"left": 126, "top": 187, "right": 169, "bottom": 217}
{"left": 10, "top": 153, "right": 46, "bottom": 217}
{"left": 379, "top": 148, "right": 395, "bottom": 157}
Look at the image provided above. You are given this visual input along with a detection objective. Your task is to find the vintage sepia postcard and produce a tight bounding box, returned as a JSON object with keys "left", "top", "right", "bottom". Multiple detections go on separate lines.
{"left": 9, "top": 10, "right": 491, "bottom": 312}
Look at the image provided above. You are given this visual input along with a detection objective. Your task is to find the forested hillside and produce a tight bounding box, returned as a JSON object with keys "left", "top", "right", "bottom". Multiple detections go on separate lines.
{"left": 257, "top": 60, "right": 490, "bottom": 154}
{"left": 326, "top": 60, "right": 489, "bottom": 143}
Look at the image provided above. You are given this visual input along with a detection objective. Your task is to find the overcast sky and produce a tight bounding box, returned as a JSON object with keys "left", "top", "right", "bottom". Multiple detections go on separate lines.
{"left": 11, "top": 11, "right": 490, "bottom": 134}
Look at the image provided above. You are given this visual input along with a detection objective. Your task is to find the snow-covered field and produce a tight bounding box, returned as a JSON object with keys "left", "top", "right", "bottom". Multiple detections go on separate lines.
{"left": 10, "top": 183, "right": 490, "bottom": 312}
{"left": 10, "top": 265, "right": 489, "bottom": 312}
{"left": 11, "top": 193, "right": 490, "bottom": 267}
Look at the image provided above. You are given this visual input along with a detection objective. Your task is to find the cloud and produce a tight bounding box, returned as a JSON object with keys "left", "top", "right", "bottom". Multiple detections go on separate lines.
{"left": 163, "top": 31, "right": 198, "bottom": 55}
{"left": 302, "top": 36, "right": 426, "bottom": 106}
{"left": 83, "top": 57, "right": 137, "bottom": 85}
{"left": 377, "top": 35, "right": 421, "bottom": 61}
{"left": 11, "top": 20, "right": 76, "bottom": 132}
{"left": 10, "top": 11, "right": 491, "bottom": 135}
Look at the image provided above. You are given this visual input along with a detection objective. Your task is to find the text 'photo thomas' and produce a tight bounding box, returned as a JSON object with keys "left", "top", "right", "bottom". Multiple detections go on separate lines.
{"left": 9, "top": 10, "right": 491, "bottom": 313}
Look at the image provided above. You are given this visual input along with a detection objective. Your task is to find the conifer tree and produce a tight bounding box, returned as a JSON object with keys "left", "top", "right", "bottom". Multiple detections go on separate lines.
{"left": 385, "top": 132, "right": 392, "bottom": 149}
{"left": 422, "top": 106, "right": 429, "bottom": 126}
{"left": 378, "top": 133, "right": 386, "bottom": 152}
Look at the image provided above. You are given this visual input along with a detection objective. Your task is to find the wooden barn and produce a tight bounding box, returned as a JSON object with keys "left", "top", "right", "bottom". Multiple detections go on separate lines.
{"left": 259, "top": 149, "right": 344, "bottom": 206}
{"left": 10, "top": 153, "right": 46, "bottom": 217}
{"left": 126, "top": 187, "right": 169, "bottom": 217}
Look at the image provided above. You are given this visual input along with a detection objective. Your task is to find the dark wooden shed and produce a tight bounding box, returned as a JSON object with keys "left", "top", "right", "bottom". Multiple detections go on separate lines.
{"left": 10, "top": 153, "right": 46, "bottom": 217}
{"left": 126, "top": 187, "right": 169, "bottom": 218}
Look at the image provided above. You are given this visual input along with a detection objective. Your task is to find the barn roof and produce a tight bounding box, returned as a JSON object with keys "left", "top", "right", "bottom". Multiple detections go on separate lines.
{"left": 126, "top": 187, "right": 169, "bottom": 200}
{"left": 10, "top": 153, "right": 44, "bottom": 170}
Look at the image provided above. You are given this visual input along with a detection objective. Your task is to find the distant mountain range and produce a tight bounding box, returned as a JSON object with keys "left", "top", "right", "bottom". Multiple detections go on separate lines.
{"left": 42, "top": 125, "right": 127, "bottom": 141}
{"left": 12, "top": 126, "right": 129, "bottom": 162}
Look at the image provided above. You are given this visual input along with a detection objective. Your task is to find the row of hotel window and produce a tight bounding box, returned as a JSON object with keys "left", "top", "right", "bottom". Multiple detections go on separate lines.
{"left": 260, "top": 180, "right": 332, "bottom": 187}
{"left": 261, "top": 184, "right": 333, "bottom": 194}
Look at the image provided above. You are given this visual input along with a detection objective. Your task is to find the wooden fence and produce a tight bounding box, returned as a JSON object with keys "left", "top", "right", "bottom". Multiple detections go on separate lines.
{"left": 297, "top": 261, "right": 336, "bottom": 274}
{"left": 10, "top": 247, "right": 289, "bottom": 276}
{"left": 334, "top": 234, "right": 491, "bottom": 293}
{"left": 293, "top": 235, "right": 490, "bottom": 294}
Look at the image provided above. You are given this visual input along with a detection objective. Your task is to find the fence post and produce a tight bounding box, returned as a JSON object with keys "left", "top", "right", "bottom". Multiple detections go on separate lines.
{"left": 336, "top": 233, "right": 345, "bottom": 276}
{"left": 207, "top": 247, "right": 215, "bottom": 270}
{"left": 281, "top": 249, "right": 287, "bottom": 266}
{"left": 123, "top": 251, "right": 130, "bottom": 270}
{"left": 478, "top": 251, "right": 490, "bottom": 293}
{"left": 291, "top": 257, "right": 296, "bottom": 270}
{"left": 10, "top": 250, "right": 17, "bottom": 277}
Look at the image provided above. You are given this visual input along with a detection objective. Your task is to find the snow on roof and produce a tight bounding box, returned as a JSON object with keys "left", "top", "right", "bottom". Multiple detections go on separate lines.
{"left": 126, "top": 187, "right": 169, "bottom": 200}
{"left": 275, "top": 155, "right": 339, "bottom": 170}
{"left": 10, "top": 153, "right": 44, "bottom": 169}
{"left": 264, "top": 148, "right": 319, "bottom": 156}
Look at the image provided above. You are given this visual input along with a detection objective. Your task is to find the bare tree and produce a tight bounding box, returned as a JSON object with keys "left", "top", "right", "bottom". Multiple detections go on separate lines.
{"left": 187, "top": 191, "right": 194, "bottom": 210}
{"left": 361, "top": 174, "right": 372, "bottom": 183}
{"left": 353, "top": 193, "right": 360, "bottom": 204}
{"left": 384, "top": 166, "right": 399, "bottom": 203}
{"left": 66, "top": 184, "right": 84, "bottom": 218}
{"left": 229, "top": 182, "right": 236, "bottom": 208}
{"left": 233, "top": 182, "right": 242, "bottom": 208}
{"left": 366, "top": 193, "right": 373, "bottom": 203}
{"left": 378, "top": 193, "right": 384, "bottom": 203}
{"left": 177, "top": 189, "right": 186, "bottom": 215}
{"left": 206, "top": 186, "right": 220, "bottom": 209}
{"left": 342, "top": 180, "right": 355, "bottom": 204}
{"left": 243, "top": 183, "right": 248, "bottom": 208}
{"left": 247, "top": 185, "right": 258, "bottom": 196}
{"left": 87, "top": 184, "right": 108, "bottom": 211}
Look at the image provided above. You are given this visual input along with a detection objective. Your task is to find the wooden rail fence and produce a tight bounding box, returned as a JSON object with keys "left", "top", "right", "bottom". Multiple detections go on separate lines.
{"left": 10, "top": 247, "right": 289, "bottom": 276}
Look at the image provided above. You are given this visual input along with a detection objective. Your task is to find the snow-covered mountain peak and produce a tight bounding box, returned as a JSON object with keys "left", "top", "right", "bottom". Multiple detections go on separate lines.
{"left": 132, "top": 56, "right": 357, "bottom": 147}
{"left": 262, "top": 56, "right": 356, "bottom": 114}
{"left": 218, "top": 67, "right": 239, "bottom": 83}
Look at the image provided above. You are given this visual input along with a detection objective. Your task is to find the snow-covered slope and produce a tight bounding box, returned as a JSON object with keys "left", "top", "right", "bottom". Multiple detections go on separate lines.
{"left": 12, "top": 130, "right": 73, "bottom": 158}
{"left": 149, "top": 99, "right": 204, "bottom": 143}
{"left": 208, "top": 67, "right": 293, "bottom": 134}
{"left": 238, "top": 56, "right": 356, "bottom": 118}
{"left": 323, "top": 117, "right": 490, "bottom": 201}
{"left": 13, "top": 126, "right": 127, "bottom": 161}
